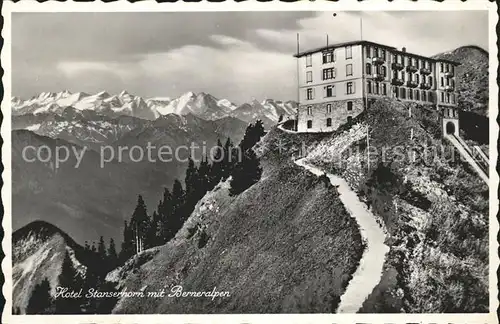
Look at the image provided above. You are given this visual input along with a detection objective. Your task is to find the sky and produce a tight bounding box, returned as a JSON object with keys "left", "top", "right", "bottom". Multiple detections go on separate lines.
{"left": 12, "top": 11, "right": 488, "bottom": 105}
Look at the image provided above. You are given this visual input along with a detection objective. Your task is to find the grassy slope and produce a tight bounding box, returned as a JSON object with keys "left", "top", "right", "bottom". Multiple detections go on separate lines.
{"left": 306, "top": 98, "right": 489, "bottom": 313}
{"left": 112, "top": 130, "right": 364, "bottom": 313}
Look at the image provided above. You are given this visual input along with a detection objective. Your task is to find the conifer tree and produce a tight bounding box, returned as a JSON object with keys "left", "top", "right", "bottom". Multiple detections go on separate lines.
{"left": 26, "top": 278, "right": 54, "bottom": 314}
{"left": 210, "top": 139, "right": 224, "bottom": 186}
{"left": 119, "top": 220, "right": 134, "bottom": 263}
{"left": 55, "top": 251, "right": 82, "bottom": 314}
{"left": 158, "top": 188, "right": 174, "bottom": 243}
{"left": 97, "top": 236, "right": 107, "bottom": 260}
{"left": 107, "top": 238, "right": 118, "bottom": 269}
{"left": 222, "top": 137, "right": 235, "bottom": 179}
{"left": 229, "top": 121, "right": 265, "bottom": 196}
{"left": 130, "top": 195, "right": 149, "bottom": 254}
{"left": 198, "top": 155, "right": 211, "bottom": 194}
{"left": 184, "top": 158, "right": 198, "bottom": 197}
{"left": 229, "top": 148, "right": 263, "bottom": 196}
{"left": 171, "top": 179, "right": 185, "bottom": 234}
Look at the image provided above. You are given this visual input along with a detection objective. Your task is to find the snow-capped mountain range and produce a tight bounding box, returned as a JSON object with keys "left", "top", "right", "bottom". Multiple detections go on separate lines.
{"left": 12, "top": 90, "right": 297, "bottom": 125}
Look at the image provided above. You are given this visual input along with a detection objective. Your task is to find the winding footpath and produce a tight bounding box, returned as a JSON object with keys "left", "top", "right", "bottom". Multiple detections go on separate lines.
{"left": 294, "top": 158, "right": 389, "bottom": 313}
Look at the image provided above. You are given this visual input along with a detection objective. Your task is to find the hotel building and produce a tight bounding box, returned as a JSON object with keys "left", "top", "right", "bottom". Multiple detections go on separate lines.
{"left": 294, "top": 40, "right": 460, "bottom": 132}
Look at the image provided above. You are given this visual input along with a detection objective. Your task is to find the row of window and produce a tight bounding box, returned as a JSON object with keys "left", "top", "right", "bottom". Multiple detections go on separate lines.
{"left": 366, "top": 63, "right": 386, "bottom": 76}
{"left": 440, "top": 77, "right": 455, "bottom": 87}
{"left": 366, "top": 46, "right": 386, "bottom": 60}
{"left": 305, "top": 101, "right": 354, "bottom": 116}
{"left": 391, "top": 54, "right": 432, "bottom": 70}
{"left": 394, "top": 87, "right": 434, "bottom": 102}
{"left": 305, "top": 45, "right": 353, "bottom": 67}
{"left": 306, "top": 115, "right": 354, "bottom": 129}
{"left": 392, "top": 71, "right": 434, "bottom": 85}
{"left": 306, "top": 65, "right": 354, "bottom": 83}
{"left": 367, "top": 81, "right": 387, "bottom": 95}
{"left": 306, "top": 82, "right": 355, "bottom": 100}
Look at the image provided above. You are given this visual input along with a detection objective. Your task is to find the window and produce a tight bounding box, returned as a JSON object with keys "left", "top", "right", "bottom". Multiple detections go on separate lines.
{"left": 405, "top": 57, "right": 409, "bottom": 65}
{"left": 446, "top": 93, "right": 450, "bottom": 103}
{"left": 306, "top": 88, "right": 314, "bottom": 100}
{"left": 325, "top": 85, "right": 335, "bottom": 97}
{"left": 428, "top": 92, "right": 434, "bottom": 103}
{"left": 382, "top": 83, "right": 387, "bottom": 95}
{"left": 428, "top": 76, "right": 433, "bottom": 86}
{"left": 394, "top": 86, "right": 399, "bottom": 98}
{"left": 306, "top": 54, "right": 312, "bottom": 67}
{"left": 347, "top": 101, "right": 353, "bottom": 111}
{"left": 307, "top": 120, "right": 313, "bottom": 128}
{"left": 451, "top": 79, "right": 455, "bottom": 87}
{"left": 451, "top": 93, "right": 455, "bottom": 104}
{"left": 326, "top": 104, "right": 332, "bottom": 113}
{"left": 374, "top": 82, "right": 380, "bottom": 95}
{"left": 323, "top": 68, "right": 335, "bottom": 80}
{"left": 408, "top": 89, "right": 413, "bottom": 100}
{"left": 366, "top": 63, "right": 372, "bottom": 75}
{"left": 429, "top": 63, "right": 432, "bottom": 72}
{"left": 401, "top": 71, "right": 406, "bottom": 81}
{"left": 422, "top": 91, "right": 426, "bottom": 102}
{"left": 347, "top": 116, "right": 353, "bottom": 124}
{"left": 440, "top": 63, "right": 444, "bottom": 72}
{"left": 392, "top": 54, "right": 397, "bottom": 63}
{"left": 366, "top": 46, "right": 371, "bottom": 58}
{"left": 381, "top": 66, "right": 387, "bottom": 77}
{"left": 322, "top": 51, "right": 334, "bottom": 64}
{"left": 306, "top": 71, "right": 312, "bottom": 83}
{"left": 415, "top": 59, "right": 419, "bottom": 69}
{"left": 326, "top": 118, "right": 332, "bottom": 127}
{"left": 367, "top": 81, "right": 372, "bottom": 94}
{"left": 400, "top": 88, "right": 406, "bottom": 99}
{"left": 346, "top": 45, "right": 352, "bottom": 59}
{"left": 307, "top": 106, "right": 313, "bottom": 115}
{"left": 440, "top": 77, "right": 444, "bottom": 87}
{"left": 381, "top": 49, "right": 386, "bottom": 60}
{"left": 415, "top": 74, "right": 419, "bottom": 83}
{"left": 346, "top": 82, "right": 354, "bottom": 94}
{"left": 393, "top": 70, "right": 398, "bottom": 79}
{"left": 346, "top": 64, "right": 353, "bottom": 76}
{"left": 415, "top": 90, "right": 420, "bottom": 101}
{"left": 441, "top": 92, "right": 445, "bottom": 102}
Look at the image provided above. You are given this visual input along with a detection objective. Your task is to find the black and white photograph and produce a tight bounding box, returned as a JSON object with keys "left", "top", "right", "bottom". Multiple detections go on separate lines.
{"left": 1, "top": 2, "right": 498, "bottom": 323}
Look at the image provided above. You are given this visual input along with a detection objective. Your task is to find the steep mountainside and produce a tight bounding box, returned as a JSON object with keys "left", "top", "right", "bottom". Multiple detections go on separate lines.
{"left": 110, "top": 141, "right": 363, "bottom": 313}
{"left": 433, "top": 46, "right": 489, "bottom": 116}
{"left": 12, "top": 221, "right": 98, "bottom": 313}
{"left": 304, "top": 98, "right": 488, "bottom": 312}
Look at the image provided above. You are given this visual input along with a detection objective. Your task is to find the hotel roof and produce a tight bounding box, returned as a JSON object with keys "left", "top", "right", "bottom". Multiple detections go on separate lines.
{"left": 293, "top": 40, "right": 461, "bottom": 65}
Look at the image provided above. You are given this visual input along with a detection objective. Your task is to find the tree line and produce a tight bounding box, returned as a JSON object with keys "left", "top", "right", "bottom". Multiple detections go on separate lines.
{"left": 119, "top": 120, "right": 265, "bottom": 261}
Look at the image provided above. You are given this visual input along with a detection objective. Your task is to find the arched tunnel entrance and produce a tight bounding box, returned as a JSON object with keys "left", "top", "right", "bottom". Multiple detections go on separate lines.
{"left": 446, "top": 121, "right": 456, "bottom": 135}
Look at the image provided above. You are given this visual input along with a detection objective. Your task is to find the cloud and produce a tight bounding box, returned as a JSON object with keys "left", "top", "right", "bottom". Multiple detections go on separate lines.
{"left": 12, "top": 11, "right": 489, "bottom": 104}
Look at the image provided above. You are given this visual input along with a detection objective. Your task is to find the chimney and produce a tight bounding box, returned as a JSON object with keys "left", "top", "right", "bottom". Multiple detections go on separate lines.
{"left": 402, "top": 47, "right": 407, "bottom": 53}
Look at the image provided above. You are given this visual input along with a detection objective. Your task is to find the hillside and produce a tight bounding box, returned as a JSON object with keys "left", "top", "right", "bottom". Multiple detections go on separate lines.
{"left": 12, "top": 221, "right": 99, "bottom": 313}
{"left": 433, "top": 46, "right": 489, "bottom": 116}
{"left": 303, "top": 98, "right": 489, "bottom": 312}
{"left": 110, "top": 155, "right": 364, "bottom": 313}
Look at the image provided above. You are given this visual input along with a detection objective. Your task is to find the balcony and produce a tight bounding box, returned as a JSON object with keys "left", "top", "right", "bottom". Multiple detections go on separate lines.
{"left": 391, "top": 62, "right": 404, "bottom": 70}
{"left": 372, "top": 57, "right": 385, "bottom": 64}
{"left": 406, "top": 80, "right": 418, "bottom": 88}
{"left": 391, "top": 78, "right": 404, "bottom": 86}
{"left": 444, "top": 85, "right": 454, "bottom": 91}
{"left": 372, "top": 73, "right": 385, "bottom": 81}
{"left": 406, "top": 65, "right": 418, "bottom": 73}
{"left": 420, "top": 83, "right": 431, "bottom": 90}
{"left": 444, "top": 71, "right": 454, "bottom": 78}
{"left": 420, "top": 67, "right": 431, "bottom": 75}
